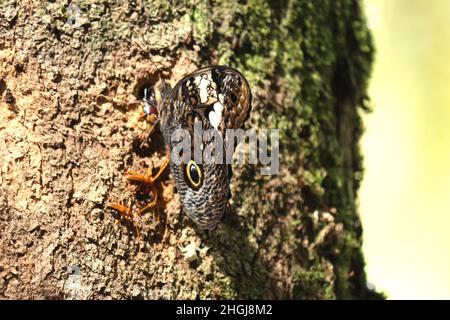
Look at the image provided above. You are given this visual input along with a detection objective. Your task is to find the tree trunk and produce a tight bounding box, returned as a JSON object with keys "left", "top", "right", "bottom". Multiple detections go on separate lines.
{"left": 0, "top": 0, "right": 381, "bottom": 299}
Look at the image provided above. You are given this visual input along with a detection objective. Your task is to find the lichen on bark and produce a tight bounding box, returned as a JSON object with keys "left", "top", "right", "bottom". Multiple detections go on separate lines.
{"left": 0, "top": 0, "right": 382, "bottom": 299}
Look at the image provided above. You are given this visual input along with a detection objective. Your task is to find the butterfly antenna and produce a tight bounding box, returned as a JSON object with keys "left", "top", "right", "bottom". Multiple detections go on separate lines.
{"left": 132, "top": 39, "right": 167, "bottom": 86}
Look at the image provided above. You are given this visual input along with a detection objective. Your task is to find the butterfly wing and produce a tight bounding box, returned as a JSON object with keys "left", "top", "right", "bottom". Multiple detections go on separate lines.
{"left": 159, "top": 66, "right": 252, "bottom": 229}
{"left": 161, "top": 66, "right": 252, "bottom": 135}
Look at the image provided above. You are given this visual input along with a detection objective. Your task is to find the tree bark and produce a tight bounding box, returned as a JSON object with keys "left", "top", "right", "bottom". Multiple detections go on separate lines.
{"left": 0, "top": 0, "right": 381, "bottom": 299}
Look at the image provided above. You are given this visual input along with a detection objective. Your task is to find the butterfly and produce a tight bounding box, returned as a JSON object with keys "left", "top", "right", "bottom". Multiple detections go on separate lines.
{"left": 158, "top": 66, "right": 252, "bottom": 230}
{"left": 108, "top": 66, "right": 252, "bottom": 232}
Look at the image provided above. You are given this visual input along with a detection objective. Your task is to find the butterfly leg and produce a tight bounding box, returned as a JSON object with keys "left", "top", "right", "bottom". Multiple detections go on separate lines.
{"left": 124, "top": 154, "right": 168, "bottom": 187}
{"left": 108, "top": 155, "right": 169, "bottom": 224}
{"left": 137, "top": 183, "right": 158, "bottom": 215}
{"left": 106, "top": 202, "right": 142, "bottom": 252}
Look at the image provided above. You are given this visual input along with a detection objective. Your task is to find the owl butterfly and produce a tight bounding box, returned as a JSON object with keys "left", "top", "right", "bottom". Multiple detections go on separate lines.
{"left": 157, "top": 66, "right": 252, "bottom": 230}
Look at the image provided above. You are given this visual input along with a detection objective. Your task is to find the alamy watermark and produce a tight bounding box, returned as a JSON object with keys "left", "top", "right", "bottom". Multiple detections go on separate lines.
{"left": 170, "top": 120, "right": 279, "bottom": 175}
{"left": 66, "top": 3, "right": 82, "bottom": 28}
{"left": 365, "top": 0, "right": 381, "bottom": 30}
{"left": 65, "top": 265, "right": 90, "bottom": 299}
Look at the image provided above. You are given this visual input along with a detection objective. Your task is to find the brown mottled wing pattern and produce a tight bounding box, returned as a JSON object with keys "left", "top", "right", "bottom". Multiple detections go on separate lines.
{"left": 158, "top": 66, "right": 252, "bottom": 230}
{"left": 160, "top": 66, "right": 252, "bottom": 136}
{"left": 211, "top": 67, "right": 252, "bottom": 131}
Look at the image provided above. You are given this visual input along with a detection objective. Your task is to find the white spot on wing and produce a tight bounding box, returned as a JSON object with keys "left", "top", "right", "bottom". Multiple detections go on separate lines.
{"left": 198, "top": 75, "right": 210, "bottom": 104}
{"left": 213, "top": 101, "right": 224, "bottom": 114}
{"left": 209, "top": 101, "right": 224, "bottom": 129}
{"left": 218, "top": 93, "right": 224, "bottom": 104}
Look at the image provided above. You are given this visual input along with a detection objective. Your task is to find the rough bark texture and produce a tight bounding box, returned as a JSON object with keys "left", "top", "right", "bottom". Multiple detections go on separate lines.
{"left": 0, "top": 0, "right": 381, "bottom": 299}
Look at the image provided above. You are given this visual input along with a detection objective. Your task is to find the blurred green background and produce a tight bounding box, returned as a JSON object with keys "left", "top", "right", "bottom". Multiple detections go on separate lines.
{"left": 361, "top": 0, "right": 450, "bottom": 299}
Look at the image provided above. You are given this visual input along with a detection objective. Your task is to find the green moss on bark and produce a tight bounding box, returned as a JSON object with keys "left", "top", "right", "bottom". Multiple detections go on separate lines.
{"left": 190, "top": 0, "right": 380, "bottom": 299}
